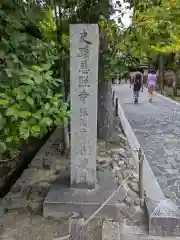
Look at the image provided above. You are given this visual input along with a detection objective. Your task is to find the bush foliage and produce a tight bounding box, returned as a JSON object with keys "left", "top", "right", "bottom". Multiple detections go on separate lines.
{"left": 0, "top": 1, "right": 68, "bottom": 157}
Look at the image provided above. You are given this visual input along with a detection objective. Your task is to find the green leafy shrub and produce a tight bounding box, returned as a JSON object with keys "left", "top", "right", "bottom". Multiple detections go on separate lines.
{"left": 0, "top": 2, "right": 68, "bottom": 158}
{"left": 0, "top": 61, "right": 68, "bottom": 157}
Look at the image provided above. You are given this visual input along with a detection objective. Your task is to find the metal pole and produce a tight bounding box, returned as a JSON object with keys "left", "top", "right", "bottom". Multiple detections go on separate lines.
{"left": 112, "top": 91, "right": 115, "bottom": 106}
{"left": 115, "top": 98, "right": 118, "bottom": 117}
{"left": 64, "top": 94, "right": 70, "bottom": 155}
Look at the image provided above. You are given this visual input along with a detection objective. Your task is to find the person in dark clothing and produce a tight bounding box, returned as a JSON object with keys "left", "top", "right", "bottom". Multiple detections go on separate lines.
{"left": 130, "top": 70, "right": 143, "bottom": 103}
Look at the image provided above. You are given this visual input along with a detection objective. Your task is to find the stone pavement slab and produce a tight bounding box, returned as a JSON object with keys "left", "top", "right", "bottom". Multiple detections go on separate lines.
{"left": 113, "top": 84, "right": 180, "bottom": 237}
{"left": 120, "top": 223, "right": 180, "bottom": 240}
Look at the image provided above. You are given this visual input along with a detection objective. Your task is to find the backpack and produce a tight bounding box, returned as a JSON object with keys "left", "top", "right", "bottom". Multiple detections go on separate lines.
{"left": 134, "top": 73, "right": 142, "bottom": 85}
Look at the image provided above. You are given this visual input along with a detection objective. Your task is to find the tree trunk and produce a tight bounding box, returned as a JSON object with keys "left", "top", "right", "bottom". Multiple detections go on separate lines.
{"left": 53, "top": 0, "right": 60, "bottom": 43}
{"left": 158, "top": 55, "right": 164, "bottom": 94}
{"left": 172, "top": 75, "right": 177, "bottom": 100}
{"left": 97, "top": 24, "right": 114, "bottom": 141}
{"left": 173, "top": 54, "right": 179, "bottom": 99}
{"left": 148, "top": 58, "right": 151, "bottom": 72}
{"left": 97, "top": 82, "right": 114, "bottom": 141}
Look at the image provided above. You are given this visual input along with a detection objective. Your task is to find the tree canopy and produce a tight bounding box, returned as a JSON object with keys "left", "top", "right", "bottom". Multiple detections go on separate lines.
{"left": 3, "top": 0, "right": 180, "bottom": 156}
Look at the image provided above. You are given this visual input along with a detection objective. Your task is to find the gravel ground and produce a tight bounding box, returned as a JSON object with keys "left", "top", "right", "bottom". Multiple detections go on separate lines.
{"left": 0, "top": 116, "right": 146, "bottom": 240}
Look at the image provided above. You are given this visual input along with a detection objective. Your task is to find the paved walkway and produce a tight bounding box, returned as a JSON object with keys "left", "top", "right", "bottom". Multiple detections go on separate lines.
{"left": 114, "top": 84, "right": 180, "bottom": 207}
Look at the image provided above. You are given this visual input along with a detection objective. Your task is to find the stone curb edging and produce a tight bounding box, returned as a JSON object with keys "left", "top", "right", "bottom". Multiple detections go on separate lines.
{"left": 113, "top": 92, "right": 180, "bottom": 237}
{"left": 114, "top": 93, "right": 164, "bottom": 199}
{"left": 145, "top": 87, "right": 180, "bottom": 107}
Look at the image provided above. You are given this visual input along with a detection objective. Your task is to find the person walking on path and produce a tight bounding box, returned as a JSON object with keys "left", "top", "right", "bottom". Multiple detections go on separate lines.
{"left": 147, "top": 70, "right": 157, "bottom": 102}
{"left": 129, "top": 69, "right": 143, "bottom": 103}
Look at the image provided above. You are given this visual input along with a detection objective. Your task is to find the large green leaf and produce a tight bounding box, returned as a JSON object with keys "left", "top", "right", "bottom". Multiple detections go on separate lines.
{"left": 42, "top": 64, "right": 51, "bottom": 71}
{"left": 0, "top": 141, "right": 7, "bottom": 153}
{"left": 40, "top": 117, "right": 53, "bottom": 127}
{"left": 34, "top": 75, "right": 43, "bottom": 84}
{"left": 32, "top": 125, "right": 41, "bottom": 132}
{"left": 20, "top": 77, "right": 34, "bottom": 85}
{"left": 18, "top": 111, "right": 31, "bottom": 118}
{"left": 20, "top": 128, "right": 30, "bottom": 139}
{"left": 27, "top": 96, "right": 34, "bottom": 107}
{"left": 0, "top": 99, "right": 9, "bottom": 105}
{"left": 31, "top": 65, "right": 43, "bottom": 71}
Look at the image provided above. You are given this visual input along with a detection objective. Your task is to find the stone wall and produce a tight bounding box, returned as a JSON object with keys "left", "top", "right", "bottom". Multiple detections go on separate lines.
{"left": 0, "top": 136, "right": 48, "bottom": 198}
{"left": 1, "top": 129, "right": 66, "bottom": 214}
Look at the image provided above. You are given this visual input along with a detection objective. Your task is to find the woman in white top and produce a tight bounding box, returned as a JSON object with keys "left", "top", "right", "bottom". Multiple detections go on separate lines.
{"left": 147, "top": 70, "right": 157, "bottom": 102}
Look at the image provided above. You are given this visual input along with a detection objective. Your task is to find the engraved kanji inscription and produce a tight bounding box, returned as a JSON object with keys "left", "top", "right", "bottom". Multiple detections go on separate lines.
{"left": 79, "top": 59, "right": 90, "bottom": 74}
{"left": 79, "top": 89, "right": 89, "bottom": 104}
{"left": 80, "top": 118, "right": 88, "bottom": 133}
{"left": 79, "top": 75, "right": 90, "bottom": 87}
{"left": 79, "top": 170, "right": 87, "bottom": 182}
{"left": 80, "top": 108, "right": 88, "bottom": 118}
{"left": 76, "top": 45, "right": 89, "bottom": 59}
{"left": 81, "top": 157, "right": 88, "bottom": 167}
{"left": 80, "top": 142, "right": 87, "bottom": 155}
{"left": 80, "top": 29, "right": 92, "bottom": 45}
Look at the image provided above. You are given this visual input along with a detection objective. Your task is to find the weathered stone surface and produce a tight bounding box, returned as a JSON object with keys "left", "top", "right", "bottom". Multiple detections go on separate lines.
{"left": 0, "top": 199, "right": 5, "bottom": 217}
{"left": 28, "top": 201, "right": 43, "bottom": 213}
{"left": 122, "top": 169, "right": 133, "bottom": 180}
{"left": 98, "top": 141, "right": 106, "bottom": 149}
{"left": 97, "top": 156, "right": 110, "bottom": 164}
{"left": 117, "top": 160, "right": 125, "bottom": 168}
{"left": 120, "top": 222, "right": 180, "bottom": 240}
{"left": 111, "top": 162, "right": 121, "bottom": 171}
{"left": 5, "top": 198, "right": 30, "bottom": 210}
{"left": 1, "top": 129, "right": 70, "bottom": 215}
{"left": 102, "top": 220, "right": 120, "bottom": 240}
{"left": 124, "top": 196, "right": 133, "bottom": 206}
{"left": 0, "top": 137, "right": 48, "bottom": 198}
{"left": 117, "top": 133, "right": 127, "bottom": 144}
{"left": 99, "top": 150, "right": 107, "bottom": 157}
{"left": 0, "top": 211, "right": 70, "bottom": 240}
{"left": 134, "top": 199, "right": 141, "bottom": 206}
{"left": 127, "top": 189, "right": 139, "bottom": 200}
{"left": 11, "top": 185, "right": 21, "bottom": 194}
{"left": 43, "top": 170, "right": 126, "bottom": 220}
{"left": 70, "top": 24, "right": 99, "bottom": 189}
{"left": 115, "top": 170, "right": 123, "bottom": 182}
{"left": 110, "top": 148, "right": 126, "bottom": 155}
{"left": 128, "top": 182, "right": 139, "bottom": 194}
{"left": 121, "top": 205, "right": 137, "bottom": 222}
{"left": 146, "top": 198, "right": 180, "bottom": 236}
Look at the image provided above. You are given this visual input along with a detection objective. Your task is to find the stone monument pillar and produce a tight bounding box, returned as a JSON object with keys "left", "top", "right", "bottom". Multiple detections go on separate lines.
{"left": 70, "top": 24, "right": 99, "bottom": 189}
{"left": 43, "top": 24, "right": 120, "bottom": 220}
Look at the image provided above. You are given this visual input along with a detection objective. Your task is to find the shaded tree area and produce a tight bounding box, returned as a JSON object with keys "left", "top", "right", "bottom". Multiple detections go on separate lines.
{"left": 0, "top": 0, "right": 138, "bottom": 158}
{"left": 123, "top": 0, "right": 180, "bottom": 99}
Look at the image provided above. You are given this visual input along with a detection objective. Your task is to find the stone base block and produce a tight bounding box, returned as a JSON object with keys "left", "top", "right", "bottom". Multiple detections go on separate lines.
{"left": 43, "top": 170, "right": 125, "bottom": 220}
{"left": 146, "top": 198, "right": 180, "bottom": 237}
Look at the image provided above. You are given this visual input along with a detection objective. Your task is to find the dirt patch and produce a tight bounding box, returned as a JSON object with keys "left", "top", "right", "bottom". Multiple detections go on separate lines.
{"left": 0, "top": 118, "right": 146, "bottom": 239}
